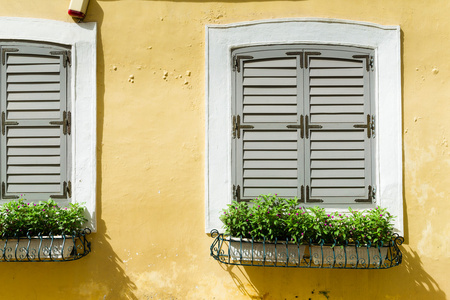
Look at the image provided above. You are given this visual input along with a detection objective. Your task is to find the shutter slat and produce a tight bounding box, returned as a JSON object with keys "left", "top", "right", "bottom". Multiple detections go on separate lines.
{"left": 8, "top": 147, "right": 60, "bottom": 156}
{"left": 244, "top": 68, "right": 296, "bottom": 77}
{"left": 244, "top": 141, "right": 298, "bottom": 150}
{"left": 7, "top": 55, "right": 59, "bottom": 64}
{"left": 7, "top": 127, "right": 60, "bottom": 137}
{"left": 310, "top": 68, "right": 363, "bottom": 77}
{"left": 243, "top": 77, "right": 297, "bottom": 86}
{"left": 310, "top": 105, "right": 364, "bottom": 114}
{"left": 7, "top": 138, "right": 60, "bottom": 146}
{"left": 7, "top": 166, "right": 61, "bottom": 174}
{"left": 244, "top": 58, "right": 296, "bottom": 68}
{"left": 244, "top": 150, "right": 297, "bottom": 159}
{"left": 310, "top": 131, "right": 365, "bottom": 141}
{"left": 244, "top": 169, "right": 298, "bottom": 178}
{"left": 7, "top": 101, "right": 60, "bottom": 110}
{"left": 8, "top": 156, "right": 60, "bottom": 165}
{"left": 244, "top": 160, "right": 297, "bottom": 169}
{"left": 310, "top": 95, "right": 364, "bottom": 105}
{"left": 243, "top": 105, "right": 297, "bottom": 114}
{"left": 309, "top": 58, "right": 363, "bottom": 68}
{"left": 243, "top": 188, "right": 298, "bottom": 198}
{"left": 244, "top": 87, "right": 297, "bottom": 95}
{"left": 310, "top": 86, "right": 364, "bottom": 95}
{"left": 7, "top": 74, "right": 61, "bottom": 83}
{"left": 7, "top": 83, "right": 61, "bottom": 92}
{"left": 311, "top": 160, "right": 365, "bottom": 169}
{"left": 8, "top": 175, "right": 61, "bottom": 183}
{"left": 244, "top": 131, "right": 298, "bottom": 141}
{"left": 310, "top": 78, "right": 363, "bottom": 86}
{"left": 8, "top": 184, "right": 61, "bottom": 193}
{"left": 244, "top": 179, "right": 298, "bottom": 187}
{"left": 311, "top": 169, "right": 364, "bottom": 178}
{"left": 310, "top": 150, "right": 365, "bottom": 159}
{"left": 8, "top": 92, "right": 60, "bottom": 101}
{"left": 310, "top": 114, "right": 365, "bottom": 123}
{"left": 244, "top": 96, "right": 297, "bottom": 105}
{"left": 311, "top": 188, "right": 366, "bottom": 197}
{"left": 311, "top": 179, "right": 365, "bottom": 187}
{"left": 6, "top": 64, "right": 60, "bottom": 73}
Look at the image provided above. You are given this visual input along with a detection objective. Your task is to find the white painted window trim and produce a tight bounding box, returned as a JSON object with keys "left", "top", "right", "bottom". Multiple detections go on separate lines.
{"left": 0, "top": 17, "right": 97, "bottom": 231}
{"left": 205, "top": 19, "right": 402, "bottom": 234}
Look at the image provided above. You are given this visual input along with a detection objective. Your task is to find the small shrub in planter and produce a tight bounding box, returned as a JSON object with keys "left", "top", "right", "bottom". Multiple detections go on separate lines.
{"left": 220, "top": 194, "right": 396, "bottom": 265}
{"left": 0, "top": 198, "right": 88, "bottom": 260}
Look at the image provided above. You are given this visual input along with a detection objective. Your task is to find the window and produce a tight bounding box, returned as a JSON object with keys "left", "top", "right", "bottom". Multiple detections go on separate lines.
{"left": 232, "top": 45, "right": 374, "bottom": 205}
{"left": 206, "top": 19, "right": 402, "bottom": 234}
{"left": 0, "top": 18, "right": 97, "bottom": 230}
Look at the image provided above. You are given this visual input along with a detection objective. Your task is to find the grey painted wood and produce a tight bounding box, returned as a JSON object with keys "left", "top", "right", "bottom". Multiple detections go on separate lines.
{"left": 233, "top": 45, "right": 374, "bottom": 203}
{"left": 244, "top": 58, "right": 296, "bottom": 68}
{"left": 244, "top": 95, "right": 297, "bottom": 104}
{"left": 0, "top": 44, "right": 70, "bottom": 200}
{"left": 244, "top": 169, "right": 298, "bottom": 178}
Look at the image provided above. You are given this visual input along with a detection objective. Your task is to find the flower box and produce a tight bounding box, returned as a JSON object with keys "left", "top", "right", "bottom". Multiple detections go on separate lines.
{"left": 229, "top": 237, "right": 305, "bottom": 264}
{"left": 310, "top": 245, "right": 388, "bottom": 266}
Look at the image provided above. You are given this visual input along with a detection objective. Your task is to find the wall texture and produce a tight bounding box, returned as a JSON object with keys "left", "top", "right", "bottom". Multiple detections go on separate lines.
{"left": 0, "top": 0, "right": 449, "bottom": 299}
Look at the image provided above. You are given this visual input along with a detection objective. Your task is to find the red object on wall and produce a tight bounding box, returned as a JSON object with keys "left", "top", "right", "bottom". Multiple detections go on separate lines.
{"left": 68, "top": 9, "right": 85, "bottom": 18}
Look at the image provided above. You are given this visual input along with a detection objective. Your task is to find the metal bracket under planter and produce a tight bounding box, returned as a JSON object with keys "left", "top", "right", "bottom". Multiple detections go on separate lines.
{"left": 210, "top": 230, "right": 404, "bottom": 269}
{"left": 0, "top": 229, "right": 91, "bottom": 262}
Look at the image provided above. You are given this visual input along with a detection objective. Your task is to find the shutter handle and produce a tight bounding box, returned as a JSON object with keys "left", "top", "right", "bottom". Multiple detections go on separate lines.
{"left": 305, "top": 115, "right": 322, "bottom": 139}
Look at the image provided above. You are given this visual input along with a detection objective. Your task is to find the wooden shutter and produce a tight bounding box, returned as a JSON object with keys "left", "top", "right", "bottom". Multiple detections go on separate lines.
{"left": 0, "top": 45, "right": 70, "bottom": 201}
{"left": 305, "top": 50, "right": 373, "bottom": 204}
{"left": 233, "top": 50, "right": 304, "bottom": 201}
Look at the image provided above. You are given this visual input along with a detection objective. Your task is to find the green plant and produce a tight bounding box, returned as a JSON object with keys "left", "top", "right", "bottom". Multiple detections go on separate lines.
{"left": 220, "top": 194, "right": 396, "bottom": 246}
{"left": 0, "top": 198, "right": 87, "bottom": 237}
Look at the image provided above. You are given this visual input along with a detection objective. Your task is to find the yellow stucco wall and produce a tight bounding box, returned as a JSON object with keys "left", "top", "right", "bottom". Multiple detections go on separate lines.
{"left": 0, "top": 0, "right": 449, "bottom": 299}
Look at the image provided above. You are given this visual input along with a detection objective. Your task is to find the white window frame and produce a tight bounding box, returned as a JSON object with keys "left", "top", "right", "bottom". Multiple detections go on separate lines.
{"left": 0, "top": 17, "right": 97, "bottom": 231}
{"left": 205, "top": 19, "right": 402, "bottom": 234}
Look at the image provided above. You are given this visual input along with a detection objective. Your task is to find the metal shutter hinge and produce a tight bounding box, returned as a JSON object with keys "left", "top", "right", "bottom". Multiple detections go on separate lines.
{"left": 352, "top": 54, "right": 373, "bottom": 71}
{"left": 1, "top": 48, "right": 19, "bottom": 66}
{"left": 304, "top": 51, "right": 322, "bottom": 69}
{"left": 50, "top": 50, "right": 71, "bottom": 68}
{"left": 305, "top": 115, "right": 322, "bottom": 139}
{"left": 306, "top": 185, "right": 324, "bottom": 203}
{"left": 233, "top": 184, "right": 241, "bottom": 202}
{"left": 50, "top": 181, "right": 71, "bottom": 199}
{"left": 287, "top": 115, "right": 305, "bottom": 139}
{"left": 286, "top": 52, "right": 304, "bottom": 69}
{"left": 1, "top": 112, "right": 19, "bottom": 135}
{"left": 355, "top": 185, "right": 375, "bottom": 203}
{"left": 1, "top": 182, "right": 19, "bottom": 199}
{"left": 49, "top": 111, "right": 71, "bottom": 135}
{"left": 232, "top": 115, "right": 254, "bottom": 139}
{"left": 233, "top": 55, "right": 253, "bottom": 72}
{"left": 353, "top": 114, "right": 374, "bottom": 138}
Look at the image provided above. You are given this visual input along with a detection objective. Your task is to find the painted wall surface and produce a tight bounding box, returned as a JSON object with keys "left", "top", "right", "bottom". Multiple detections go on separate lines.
{"left": 0, "top": 0, "right": 449, "bottom": 299}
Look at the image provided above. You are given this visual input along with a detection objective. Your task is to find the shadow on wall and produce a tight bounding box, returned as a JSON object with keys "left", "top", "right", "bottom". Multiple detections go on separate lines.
{"left": 218, "top": 246, "right": 445, "bottom": 299}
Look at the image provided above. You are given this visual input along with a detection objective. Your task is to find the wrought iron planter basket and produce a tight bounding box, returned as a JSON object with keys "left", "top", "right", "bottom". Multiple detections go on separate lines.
{"left": 0, "top": 229, "right": 91, "bottom": 262}
{"left": 210, "top": 230, "right": 404, "bottom": 269}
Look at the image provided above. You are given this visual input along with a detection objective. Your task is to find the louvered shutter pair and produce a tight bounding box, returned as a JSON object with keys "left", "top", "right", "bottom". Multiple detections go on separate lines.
{"left": 0, "top": 45, "right": 71, "bottom": 201}
{"left": 232, "top": 47, "right": 374, "bottom": 205}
